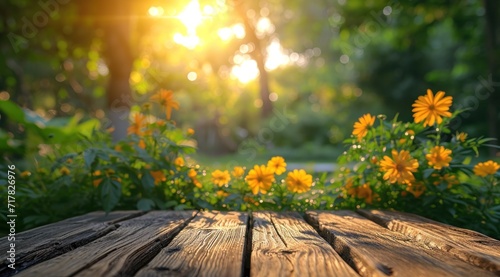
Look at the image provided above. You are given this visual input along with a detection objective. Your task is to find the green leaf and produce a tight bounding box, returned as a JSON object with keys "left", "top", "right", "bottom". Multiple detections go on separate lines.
{"left": 165, "top": 200, "right": 178, "bottom": 209}
{"left": 0, "top": 100, "right": 26, "bottom": 123}
{"left": 137, "top": 198, "right": 155, "bottom": 211}
{"left": 141, "top": 171, "right": 155, "bottom": 191}
{"left": 101, "top": 178, "right": 121, "bottom": 213}
{"left": 423, "top": 168, "right": 435, "bottom": 179}
{"left": 84, "top": 149, "right": 97, "bottom": 169}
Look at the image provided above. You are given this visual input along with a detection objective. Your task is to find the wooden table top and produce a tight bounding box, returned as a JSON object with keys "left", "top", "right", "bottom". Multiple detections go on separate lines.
{"left": 1, "top": 210, "right": 499, "bottom": 277}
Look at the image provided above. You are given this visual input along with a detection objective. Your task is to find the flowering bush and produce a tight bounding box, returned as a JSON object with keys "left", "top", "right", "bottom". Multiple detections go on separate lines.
{"left": 200, "top": 156, "right": 317, "bottom": 211}
{"left": 334, "top": 89, "right": 500, "bottom": 237}
{"left": 1, "top": 89, "right": 198, "bottom": 229}
{"left": 1, "top": 88, "right": 499, "bottom": 239}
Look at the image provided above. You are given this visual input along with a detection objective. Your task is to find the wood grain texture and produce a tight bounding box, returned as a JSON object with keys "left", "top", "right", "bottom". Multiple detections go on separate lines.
{"left": 251, "top": 211, "right": 358, "bottom": 277}
{"left": 306, "top": 210, "right": 497, "bottom": 277}
{"left": 0, "top": 210, "right": 144, "bottom": 277}
{"left": 15, "top": 211, "right": 196, "bottom": 277}
{"left": 357, "top": 209, "right": 500, "bottom": 274}
{"left": 135, "top": 211, "right": 248, "bottom": 277}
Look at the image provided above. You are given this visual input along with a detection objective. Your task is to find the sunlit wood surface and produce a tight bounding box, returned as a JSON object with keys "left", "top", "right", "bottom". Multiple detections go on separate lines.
{"left": 1, "top": 210, "right": 499, "bottom": 277}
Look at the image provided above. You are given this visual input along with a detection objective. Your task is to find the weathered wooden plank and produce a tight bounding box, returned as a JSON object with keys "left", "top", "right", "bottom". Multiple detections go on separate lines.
{"left": 0, "top": 210, "right": 145, "bottom": 276}
{"left": 135, "top": 211, "right": 248, "bottom": 277}
{"left": 15, "top": 211, "right": 196, "bottom": 277}
{"left": 357, "top": 209, "right": 500, "bottom": 274}
{"left": 251, "top": 211, "right": 358, "bottom": 277}
{"left": 306, "top": 210, "right": 497, "bottom": 277}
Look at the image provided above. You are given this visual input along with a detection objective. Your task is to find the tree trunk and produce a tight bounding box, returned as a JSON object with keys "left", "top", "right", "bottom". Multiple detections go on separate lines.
{"left": 484, "top": 0, "right": 500, "bottom": 156}
{"left": 100, "top": 0, "right": 134, "bottom": 141}
{"left": 233, "top": 1, "right": 273, "bottom": 118}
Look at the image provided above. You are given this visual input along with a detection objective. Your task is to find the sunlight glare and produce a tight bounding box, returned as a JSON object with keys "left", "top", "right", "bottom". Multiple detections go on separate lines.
{"left": 265, "top": 39, "right": 290, "bottom": 70}
{"left": 232, "top": 24, "right": 246, "bottom": 39}
{"left": 178, "top": 0, "right": 203, "bottom": 31}
{"left": 173, "top": 33, "right": 199, "bottom": 49}
{"left": 217, "top": 27, "right": 232, "bottom": 41}
{"left": 256, "top": 17, "right": 274, "bottom": 36}
{"left": 148, "top": 6, "right": 164, "bottom": 17}
{"left": 231, "top": 59, "right": 259, "bottom": 84}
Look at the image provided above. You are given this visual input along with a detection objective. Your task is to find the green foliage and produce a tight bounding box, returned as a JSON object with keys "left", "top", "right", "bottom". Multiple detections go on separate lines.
{"left": 330, "top": 92, "right": 500, "bottom": 239}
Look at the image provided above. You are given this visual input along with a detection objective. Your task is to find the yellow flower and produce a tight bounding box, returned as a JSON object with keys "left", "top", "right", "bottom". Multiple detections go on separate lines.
{"left": 432, "top": 173, "right": 459, "bottom": 188}
{"left": 127, "top": 113, "right": 146, "bottom": 135}
{"left": 188, "top": 169, "right": 202, "bottom": 188}
{"left": 456, "top": 132, "right": 468, "bottom": 142}
{"left": 285, "top": 169, "right": 313, "bottom": 193}
{"left": 380, "top": 150, "right": 419, "bottom": 184}
{"left": 187, "top": 128, "right": 195, "bottom": 136}
{"left": 216, "top": 190, "right": 229, "bottom": 198}
{"left": 406, "top": 182, "right": 426, "bottom": 198}
{"left": 343, "top": 178, "right": 357, "bottom": 197}
{"left": 92, "top": 170, "right": 103, "bottom": 187}
{"left": 150, "top": 89, "right": 179, "bottom": 120}
{"left": 20, "top": 171, "right": 31, "bottom": 178}
{"left": 267, "top": 156, "right": 287, "bottom": 175}
{"left": 150, "top": 170, "right": 166, "bottom": 185}
{"left": 114, "top": 145, "right": 123, "bottom": 152}
{"left": 245, "top": 165, "right": 275, "bottom": 195}
{"left": 473, "top": 160, "right": 500, "bottom": 177}
{"left": 60, "top": 166, "right": 70, "bottom": 175}
{"left": 193, "top": 180, "right": 202, "bottom": 188}
{"left": 212, "top": 169, "right": 231, "bottom": 186}
{"left": 412, "top": 89, "right": 452, "bottom": 127}
{"left": 426, "top": 146, "right": 452, "bottom": 170}
{"left": 232, "top": 166, "right": 245, "bottom": 178}
{"left": 356, "top": 183, "right": 373, "bottom": 204}
{"left": 188, "top": 168, "right": 197, "bottom": 179}
{"left": 244, "top": 196, "right": 259, "bottom": 206}
{"left": 174, "top": 157, "right": 185, "bottom": 167}
{"left": 156, "top": 120, "right": 166, "bottom": 127}
{"left": 138, "top": 139, "right": 146, "bottom": 149}
{"left": 352, "top": 113, "right": 376, "bottom": 141}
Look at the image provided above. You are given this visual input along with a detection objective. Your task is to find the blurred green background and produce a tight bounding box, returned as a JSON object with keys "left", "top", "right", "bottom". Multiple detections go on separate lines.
{"left": 1, "top": 0, "right": 499, "bottom": 164}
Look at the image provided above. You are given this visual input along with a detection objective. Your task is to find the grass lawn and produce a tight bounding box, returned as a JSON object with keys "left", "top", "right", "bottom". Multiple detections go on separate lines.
{"left": 188, "top": 145, "right": 342, "bottom": 170}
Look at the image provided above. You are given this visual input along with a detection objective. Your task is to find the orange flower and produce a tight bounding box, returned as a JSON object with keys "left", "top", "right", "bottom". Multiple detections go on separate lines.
{"left": 188, "top": 169, "right": 202, "bottom": 188}
{"left": 187, "top": 128, "right": 195, "bottom": 136}
{"left": 352, "top": 113, "right": 375, "bottom": 141}
{"left": 127, "top": 113, "right": 146, "bottom": 136}
{"left": 412, "top": 89, "right": 452, "bottom": 127}
{"left": 285, "top": 169, "right": 313, "bottom": 193}
{"left": 174, "top": 157, "right": 185, "bottom": 167}
{"left": 232, "top": 166, "right": 245, "bottom": 178}
{"left": 150, "top": 170, "right": 167, "bottom": 185}
{"left": 20, "top": 171, "right": 31, "bottom": 178}
{"left": 356, "top": 183, "right": 373, "bottom": 204}
{"left": 245, "top": 165, "right": 275, "bottom": 195}
{"left": 92, "top": 170, "right": 103, "bottom": 187}
{"left": 473, "top": 160, "right": 500, "bottom": 177}
{"left": 380, "top": 150, "right": 419, "bottom": 184}
{"left": 150, "top": 89, "right": 179, "bottom": 120}
{"left": 426, "top": 146, "right": 452, "bottom": 170}
{"left": 156, "top": 119, "right": 166, "bottom": 127}
{"left": 188, "top": 168, "right": 197, "bottom": 179}
{"left": 456, "top": 132, "right": 467, "bottom": 143}
{"left": 267, "top": 156, "right": 287, "bottom": 175}
{"left": 138, "top": 139, "right": 146, "bottom": 149}
{"left": 343, "top": 178, "right": 357, "bottom": 197}
{"left": 406, "top": 182, "right": 426, "bottom": 198}
{"left": 216, "top": 190, "right": 229, "bottom": 198}
{"left": 212, "top": 169, "right": 231, "bottom": 186}
{"left": 60, "top": 166, "right": 70, "bottom": 175}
